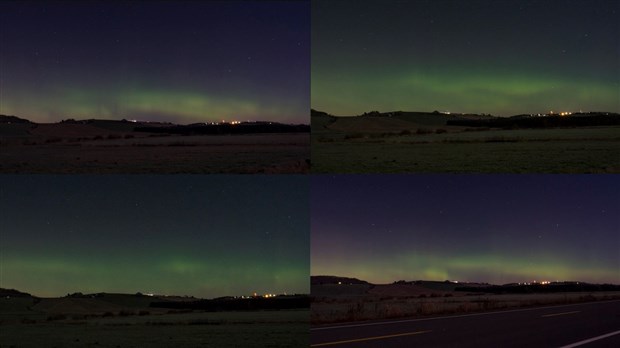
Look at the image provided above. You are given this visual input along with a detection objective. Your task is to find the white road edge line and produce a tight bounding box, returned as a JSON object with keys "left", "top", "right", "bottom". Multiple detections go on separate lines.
{"left": 311, "top": 299, "right": 620, "bottom": 331}
{"left": 559, "top": 329, "right": 620, "bottom": 348}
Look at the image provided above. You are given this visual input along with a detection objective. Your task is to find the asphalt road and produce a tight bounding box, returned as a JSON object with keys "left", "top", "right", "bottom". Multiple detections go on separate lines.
{"left": 311, "top": 300, "right": 620, "bottom": 347}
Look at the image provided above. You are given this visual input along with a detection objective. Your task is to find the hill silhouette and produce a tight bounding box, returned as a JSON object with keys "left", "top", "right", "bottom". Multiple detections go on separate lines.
{"left": 0, "top": 288, "right": 309, "bottom": 315}
{"left": 311, "top": 276, "right": 620, "bottom": 294}
{"left": 0, "top": 114, "right": 32, "bottom": 124}
{"left": 0, "top": 288, "right": 34, "bottom": 298}
{"left": 311, "top": 275, "right": 370, "bottom": 285}
{"left": 313, "top": 109, "right": 620, "bottom": 131}
{"left": 311, "top": 109, "right": 495, "bottom": 134}
{"left": 0, "top": 115, "right": 309, "bottom": 135}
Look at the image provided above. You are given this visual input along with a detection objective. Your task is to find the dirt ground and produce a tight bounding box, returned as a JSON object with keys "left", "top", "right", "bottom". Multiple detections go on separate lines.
{"left": 311, "top": 283, "right": 620, "bottom": 324}
{"left": 0, "top": 133, "right": 310, "bottom": 173}
{"left": 0, "top": 296, "right": 308, "bottom": 348}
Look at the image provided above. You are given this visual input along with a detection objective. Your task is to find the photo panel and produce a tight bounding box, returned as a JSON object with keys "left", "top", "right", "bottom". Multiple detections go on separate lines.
{"left": 0, "top": 175, "right": 310, "bottom": 347}
{"left": 311, "top": 174, "right": 620, "bottom": 346}
{"left": 311, "top": 0, "right": 619, "bottom": 173}
{"left": 0, "top": 0, "right": 310, "bottom": 173}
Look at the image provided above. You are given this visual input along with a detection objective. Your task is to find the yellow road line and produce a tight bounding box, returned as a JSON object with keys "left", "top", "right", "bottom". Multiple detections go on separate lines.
{"left": 541, "top": 310, "right": 581, "bottom": 318}
{"left": 311, "top": 330, "right": 432, "bottom": 347}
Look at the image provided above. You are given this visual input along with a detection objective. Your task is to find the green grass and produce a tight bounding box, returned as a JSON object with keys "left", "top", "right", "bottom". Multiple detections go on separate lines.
{"left": 312, "top": 127, "right": 620, "bottom": 173}
{"left": 311, "top": 115, "right": 337, "bottom": 135}
{"left": 0, "top": 297, "right": 46, "bottom": 323}
{"left": 390, "top": 126, "right": 620, "bottom": 143}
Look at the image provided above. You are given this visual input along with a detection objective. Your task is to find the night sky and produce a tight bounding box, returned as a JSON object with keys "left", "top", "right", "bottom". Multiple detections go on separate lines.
{"left": 312, "top": 0, "right": 619, "bottom": 116}
{"left": 0, "top": 176, "right": 309, "bottom": 298}
{"left": 312, "top": 175, "right": 619, "bottom": 285}
{"left": 0, "top": 1, "right": 309, "bottom": 124}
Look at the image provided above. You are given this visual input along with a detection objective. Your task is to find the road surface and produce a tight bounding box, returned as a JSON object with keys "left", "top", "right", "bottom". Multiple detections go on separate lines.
{"left": 311, "top": 300, "right": 620, "bottom": 347}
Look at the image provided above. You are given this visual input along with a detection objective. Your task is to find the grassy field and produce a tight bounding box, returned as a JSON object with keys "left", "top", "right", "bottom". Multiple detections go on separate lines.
{"left": 0, "top": 131, "right": 310, "bottom": 173}
{"left": 0, "top": 297, "right": 308, "bottom": 347}
{"left": 312, "top": 114, "right": 620, "bottom": 173}
{"left": 311, "top": 284, "right": 620, "bottom": 324}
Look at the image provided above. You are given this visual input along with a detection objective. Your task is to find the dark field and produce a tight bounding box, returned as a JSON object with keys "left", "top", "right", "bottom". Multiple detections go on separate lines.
{"left": 311, "top": 282, "right": 620, "bottom": 325}
{"left": 0, "top": 295, "right": 309, "bottom": 348}
{"left": 0, "top": 122, "right": 309, "bottom": 173}
{"left": 311, "top": 113, "right": 620, "bottom": 173}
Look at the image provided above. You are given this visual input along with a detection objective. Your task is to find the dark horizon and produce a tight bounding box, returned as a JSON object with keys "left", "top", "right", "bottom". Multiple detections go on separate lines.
{"left": 311, "top": 108, "right": 619, "bottom": 118}
{"left": 0, "top": 113, "right": 311, "bottom": 126}
{"left": 0, "top": 286, "right": 309, "bottom": 300}
{"left": 310, "top": 274, "right": 620, "bottom": 286}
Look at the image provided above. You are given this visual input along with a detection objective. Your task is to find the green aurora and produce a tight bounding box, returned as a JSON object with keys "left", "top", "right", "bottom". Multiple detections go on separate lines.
{"left": 312, "top": 250, "right": 618, "bottom": 285}
{"left": 1, "top": 86, "right": 305, "bottom": 124}
{"left": 311, "top": 175, "right": 620, "bottom": 285}
{"left": 312, "top": 68, "right": 619, "bottom": 116}
{"left": 0, "top": 175, "right": 309, "bottom": 298}
{"left": 2, "top": 255, "right": 307, "bottom": 298}
{"left": 312, "top": 0, "right": 619, "bottom": 116}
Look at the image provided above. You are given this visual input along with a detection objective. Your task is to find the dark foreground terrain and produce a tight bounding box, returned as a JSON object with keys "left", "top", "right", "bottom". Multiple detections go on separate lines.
{"left": 0, "top": 291, "right": 309, "bottom": 348}
{"left": 0, "top": 118, "right": 310, "bottom": 173}
{"left": 311, "top": 110, "right": 620, "bottom": 173}
{"left": 311, "top": 276, "right": 620, "bottom": 324}
{"left": 311, "top": 277, "right": 620, "bottom": 346}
